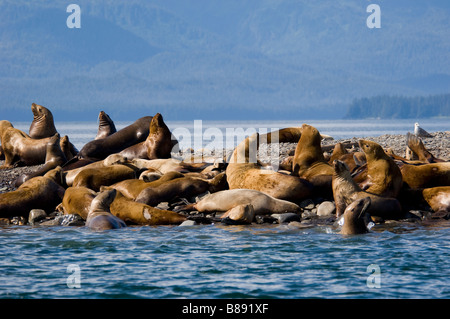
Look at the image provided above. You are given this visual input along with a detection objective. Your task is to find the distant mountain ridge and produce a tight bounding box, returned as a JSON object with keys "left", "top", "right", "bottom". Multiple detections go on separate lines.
{"left": 0, "top": 0, "right": 449, "bottom": 121}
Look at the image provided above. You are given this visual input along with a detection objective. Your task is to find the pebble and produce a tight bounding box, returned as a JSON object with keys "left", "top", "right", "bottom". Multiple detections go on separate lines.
{"left": 28, "top": 209, "right": 47, "bottom": 225}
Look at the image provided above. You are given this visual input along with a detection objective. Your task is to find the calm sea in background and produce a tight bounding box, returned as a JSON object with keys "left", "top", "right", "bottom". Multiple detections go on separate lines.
{"left": 1, "top": 118, "right": 449, "bottom": 299}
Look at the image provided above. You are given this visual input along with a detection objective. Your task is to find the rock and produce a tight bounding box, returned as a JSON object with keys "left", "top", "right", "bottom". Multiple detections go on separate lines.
{"left": 11, "top": 216, "right": 26, "bottom": 225}
{"left": 0, "top": 218, "right": 10, "bottom": 225}
{"left": 271, "top": 212, "right": 301, "bottom": 223}
{"left": 300, "top": 199, "right": 315, "bottom": 210}
{"left": 28, "top": 209, "right": 47, "bottom": 225}
{"left": 288, "top": 221, "right": 315, "bottom": 229}
{"left": 255, "top": 215, "right": 278, "bottom": 224}
{"left": 179, "top": 220, "right": 198, "bottom": 226}
{"left": 156, "top": 202, "right": 170, "bottom": 210}
{"left": 317, "top": 201, "right": 336, "bottom": 217}
{"left": 59, "top": 214, "right": 85, "bottom": 226}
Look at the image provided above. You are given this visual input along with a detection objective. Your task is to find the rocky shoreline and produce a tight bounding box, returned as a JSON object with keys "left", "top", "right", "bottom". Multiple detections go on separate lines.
{"left": 1, "top": 130, "right": 448, "bottom": 227}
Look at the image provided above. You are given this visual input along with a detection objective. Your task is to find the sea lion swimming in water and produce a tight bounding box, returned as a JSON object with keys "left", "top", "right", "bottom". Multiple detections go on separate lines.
{"left": 85, "top": 189, "right": 126, "bottom": 231}
{"left": 339, "top": 197, "right": 372, "bottom": 235}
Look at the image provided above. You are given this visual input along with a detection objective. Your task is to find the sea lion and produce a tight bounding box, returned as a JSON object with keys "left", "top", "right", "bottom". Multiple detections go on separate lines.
{"left": 72, "top": 164, "right": 138, "bottom": 192}
{"left": 225, "top": 133, "right": 313, "bottom": 203}
{"left": 77, "top": 116, "right": 153, "bottom": 160}
{"left": 28, "top": 103, "right": 57, "bottom": 139}
{"left": 14, "top": 133, "right": 67, "bottom": 187}
{"left": 60, "top": 186, "right": 97, "bottom": 219}
{"left": 406, "top": 133, "right": 445, "bottom": 163}
{"left": 0, "top": 167, "right": 65, "bottom": 219}
{"left": 60, "top": 135, "right": 78, "bottom": 161}
{"left": 0, "top": 127, "right": 56, "bottom": 168}
{"left": 399, "top": 162, "right": 450, "bottom": 189}
{"left": 135, "top": 172, "right": 228, "bottom": 207}
{"left": 108, "top": 171, "right": 185, "bottom": 200}
{"left": 85, "top": 189, "right": 126, "bottom": 231}
{"left": 119, "top": 113, "right": 175, "bottom": 160}
{"left": 63, "top": 153, "right": 128, "bottom": 186}
{"left": 339, "top": 197, "right": 372, "bottom": 235}
{"left": 258, "top": 127, "right": 333, "bottom": 144}
{"left": 178, "top": 189, "right": 301, "bottom": 216}
{"left": 422, "top": 186, "right": 450, "bottom": 216}
{"left": 358, "top": 139, "right": 403, "bottom": 198}
{"left": 109, "top": 190, "right": 186, "bottom": 225}
{"left": 332, "top": 160, "right": 403, "bottom": 219}
{"left": 131, "top": 158, "right": 210, "bottom": 174}
{"left": 95, "top": 111, "right": 117, "bottom": 140}
{"left": 292, "top": 124, "right": 334, "bottom": 198}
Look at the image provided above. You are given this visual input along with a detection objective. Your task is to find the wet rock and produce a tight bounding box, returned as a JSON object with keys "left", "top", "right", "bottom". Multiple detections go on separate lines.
{"left": 11, "top": 216, "right": 26, "bottom": 225}
{"left": 255, "top": 215, "right": 278, "bottom": 224}
{"left": 28, "top": 209, "right": 47, "bottom": 225}
{"left": 0, "top": 218, "right": 11, "bottom": 225}
{"left": 300, "top": 199, "right": 315, "bottom": 210}
{"left": 59, "top": 214, "right": 85, "bottom": 226}
{"left": 317, "top": 201, "right": 336, "bottom": 217}
{"left": 271, "top": 212, "right": 301, "bottom": 223}
{"left": 156, "top": 202, "right": 170, "bottom": 210}
{"left": 179, "top": 220, "right": 198, "bottom": 226}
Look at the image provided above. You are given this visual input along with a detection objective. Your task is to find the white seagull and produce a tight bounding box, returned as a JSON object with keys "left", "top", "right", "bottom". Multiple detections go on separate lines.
{"left": 414, "top": 122, "right": 433, "bottom": 138}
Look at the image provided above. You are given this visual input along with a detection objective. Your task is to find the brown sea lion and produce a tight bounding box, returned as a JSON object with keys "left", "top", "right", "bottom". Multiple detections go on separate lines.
{"left": 63, "top": 153, "right": 128, "bottom": 186}
{"left": 259, "top": 127, "right": 333, "bottom": 144}
{"left": 60, "top": 135, "right": 78, "bottom": 161}
{"left": 358, "top": 139, "right": 403, "bottom": 198}
{"left": 179, "top": 189, "right": 301, "bottom": 216}
{"left": 332, "top": 160, "right": 403, "bottom": 219}
{"left": 14, "top": 133, "right": 67, "bottom": 187}
{"left": 85, "top": 189, "right": 126, "bottom": 231}
{"left": 109, "top": 190, "right": 186, "bottom": 225}
{"left": 28, "top": 103, "right": 58, "bottom": 139}
{"left": 60, "top": 186, "right": 97, "bottom": 219}
{"left": 78, "top": 116, "right": 153, "bottom": 160}
{"left": 72, "top": 164, "right": 138, "bottom": 192}
{"left": 225, "top": 133, "right": 313, "bottom": 203}
{"left": 0, "top": 167, "right": 65, "bottom": 219}
{"left": 292, "top": 124, "right": 334, "bottom": 198}
{"left": 95, "top": 111, "right": 117, "bottom": 140}
{"left": 108, "top": 171, "right": 185, "bottom": 200}
{"left": 119, "top": 113, "right": 175, "bottom": 160}
{"left": 0, "top": 127, "right": 57, "bottom": 168}
{"left": 135, "top": 172, "right": 228, "bottom": 207}
{"left": 399, "top": 162, "right": 450, "bottom": 189}
{"left": 339, "top": 197, "right": 371, "bottom": 235}
{"left": 422, "top": 186, "right": 450, "bottom": 216}
{"left": 406, "top": 132, "right": 445, "bottom": 163}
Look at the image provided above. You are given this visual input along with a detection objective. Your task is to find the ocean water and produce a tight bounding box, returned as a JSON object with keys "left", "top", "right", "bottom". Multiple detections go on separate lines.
{"left": 1, "top": 118, "right": 449, "bottom": 300}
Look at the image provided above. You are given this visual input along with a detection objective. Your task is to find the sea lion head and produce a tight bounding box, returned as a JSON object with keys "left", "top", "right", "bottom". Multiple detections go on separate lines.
{"left": 358, "top": 139, "right": 385, "bottom": 159}
{"left": 301, "top": 124, "right": 322, "bottom": 145}
{"left": 333, "top": 159, "right": 351, "bottom": 176}
{"left": 31, "top": 103, "right": 52, "bottom": 119}
{"left": 91, "top": 189, "right": 117, "bottom": 213}
{"left": 340, "top": 197, "right": 371, "bottom": 235}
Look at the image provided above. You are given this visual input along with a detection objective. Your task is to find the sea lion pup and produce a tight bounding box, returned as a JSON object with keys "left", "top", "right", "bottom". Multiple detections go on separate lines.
{"left": 0, "top": 167, "right": 65, "bottom": 219}
{"left": 77, "top": 116, "right": 153, "bottom": 161}
{"left": 109, "top": 190, "right": 186, "bottom": 225}
{"left": 85, "top": 189, "right": 126, "bottom": 231}
{"left": 406, "top": 132, "right": 445, "bottom": 163}
{"left": 0, "top": 127, "right": 58, "bottom": 168}
{"left": 358, "top": 139, "right": 403, "bottom": 198}
{"left": 108, "top": 171, "right": 185, "bottom": 200}
{"left": 399, "top": 162, "right": 450, "bottom": 189}
{"left": 119, "top": 113, "right": 175, "bottom": 160}
{"left": 332, "top": 160, "right": 403, "bottom": 219}
{"left": 95, "top": 111, "right": 117, "bottom": 140}
{"left": 339, "top": 197, "right": 372, "bottom": 235}
{"left": 60, "top": 186, "right": 97, "bottom": 219}
{"left": 63, "top": 153, "right": 128, "bottom": 187}
{"left": 28, "top": 103, "right": 57, "bottom": 139}
{"left": 291, "top": 124, "right": 334, "bottom": 198}
{"left": 72, "top": 164, "right": 139, "bottom": 192}
{"left": 178, "top": 189, "right": 301, "bottom": 216}
{"left": 14, "top": 133, "right": 67, "bottom": 187}
{"left": 226, "top": 132, "right": 313, "bottom": 203}
{"left": 422, "top": 186, "right": 450, "bottom": 216}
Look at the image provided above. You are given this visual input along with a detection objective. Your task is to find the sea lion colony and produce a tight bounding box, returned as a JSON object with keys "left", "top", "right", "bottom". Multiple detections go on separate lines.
{"left": 0, "top": 104, "right": 449, "bottom": 234}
